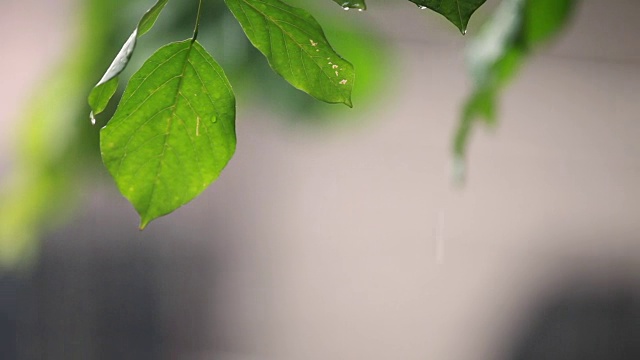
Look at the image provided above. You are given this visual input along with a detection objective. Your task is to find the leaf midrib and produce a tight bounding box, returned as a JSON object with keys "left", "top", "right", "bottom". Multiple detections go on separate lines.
{"left": 143, "top": 40, "right": 196, "bottom": 217}
{"left": 456, "top": 0, "right": 463, "bottom": 29}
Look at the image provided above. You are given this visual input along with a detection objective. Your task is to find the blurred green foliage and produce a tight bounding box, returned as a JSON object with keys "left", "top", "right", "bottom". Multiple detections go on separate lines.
{"left": 454, "top": 0, "right": 576, "bottom": 180}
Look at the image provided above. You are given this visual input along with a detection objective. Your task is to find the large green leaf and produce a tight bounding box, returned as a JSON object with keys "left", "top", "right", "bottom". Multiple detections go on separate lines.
{"left": 332, "top": 0, "right": 366, "bottom": 11}
{"left": 100, "top": 40, "right": 236, "bottom": 229}
{"left": 410, "top": 0, "right": 487, "bottom": 34}
{"left": 225, "top": 0, "right": 355, "bottom": 106}
{"left": 454, "top": 0, "right": 576, "bottom": 176}
{"left": 88, "top": 0, "right": 169, "bottom": 123}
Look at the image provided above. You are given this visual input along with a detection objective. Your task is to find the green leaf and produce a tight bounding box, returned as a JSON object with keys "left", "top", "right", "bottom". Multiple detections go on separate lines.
{"left": 225, "top": 0, "right": 355, "bottom": 107}
{"left": 88, "top": 0, "right": 169, "bottom": 122}
{"left": 410, "top": 0, "right": 487, "bottom": 34}
{"left": 332, "top": 0, "right": 366, "bottom": 11}
{"left": 454, "top": 0, "right": 575, "bottom": 170}
{"left": 100, "top": 40, "right": 237, "bottom": 229}
{"left": 138, "top": 0, "right": 171, "bottom": 36}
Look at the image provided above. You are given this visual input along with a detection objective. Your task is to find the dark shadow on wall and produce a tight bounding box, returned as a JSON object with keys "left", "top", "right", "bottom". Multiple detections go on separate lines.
{"left": 0, "top": 203, "right": 226, "bottom": 360}
{"left": 17, "top": 243, "right": 163, "bottom": 359}
{"left": 0, "top": 275, "right": 18, "bottom": 359}
{"left": 502, "top": 276, "right": 640, "bottom": 360}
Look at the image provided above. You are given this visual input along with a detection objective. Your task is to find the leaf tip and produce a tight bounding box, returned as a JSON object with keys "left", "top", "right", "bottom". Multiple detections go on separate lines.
{"left": 139, "top": 217, "right": 152, "bottom": 230}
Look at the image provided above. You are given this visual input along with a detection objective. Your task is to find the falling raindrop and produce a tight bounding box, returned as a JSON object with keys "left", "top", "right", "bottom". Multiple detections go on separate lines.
{"left": 452, "top": 156, "right": 466, "bottom": 185}
{"left": 90, "top": 111, "right": 96, "bottom": 125}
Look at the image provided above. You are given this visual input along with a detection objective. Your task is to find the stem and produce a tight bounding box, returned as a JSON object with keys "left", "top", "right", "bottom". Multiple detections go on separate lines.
{"left": 193, "top": 0, "right": 203, "bottom": 41}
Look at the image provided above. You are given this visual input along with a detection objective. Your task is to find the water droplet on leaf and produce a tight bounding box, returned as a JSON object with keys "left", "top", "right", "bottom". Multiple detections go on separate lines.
{"left": 338, "top": 1, "right": 366, "bottom": 11}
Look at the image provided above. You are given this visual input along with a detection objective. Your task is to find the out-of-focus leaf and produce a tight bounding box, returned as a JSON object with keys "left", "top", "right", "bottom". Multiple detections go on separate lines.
{"left": 225, "top": 0, "right": 355, "bottom": 107}
{"left": 0, "top": 0, "right": 122, "bottom": 270}
{"left": 524, "top": 0, "right": 576, "bottom": 45}
{"left": 88, "top": 0, "right": 169, "bottom": 122}
{"left": 454, "top": 0, "right": 576, "bottom": 177}
{"left": 409, "top": 0, "right": 487, "bottom": 34}
{"left": 466, "top": 0, "right": 525, "bottom": 87}
{"left": 332, "top": 0, "right": 366, "bottom": 11}
{"left": 100, "top": 40, "right": 236, "bottom": 229}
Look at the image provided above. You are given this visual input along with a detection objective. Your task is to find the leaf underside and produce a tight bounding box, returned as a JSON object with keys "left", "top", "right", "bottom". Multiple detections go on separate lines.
{"left": 225, "top": 0, "right": 355, "bottom": 106}
{"left": 100, "top": 40, "right": 237, "bottom": 229}
{"left": 410, "top": 0, "right": 487, "bottom": 34}
{"left": 88, "top": 0, "right": 169, "bottom": 119}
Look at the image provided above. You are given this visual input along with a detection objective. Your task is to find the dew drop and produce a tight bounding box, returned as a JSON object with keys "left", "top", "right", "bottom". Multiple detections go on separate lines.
{"left": 90, "top": 111, "right": 96, "bottom": 125}
{"left": 418, "top": 5, "right": 427, "bottom": 9}
{"left": 342, "top": 6, "right": 349, "bottom": 11}
{"left": 340, "top": 1, "right": 366, "bottom": 11}
{"left": 211, "top": 115, "right": 218, "bottom": 123}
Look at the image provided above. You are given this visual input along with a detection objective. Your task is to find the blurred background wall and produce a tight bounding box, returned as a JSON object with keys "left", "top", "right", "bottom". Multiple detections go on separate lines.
{"left": 0, "top": 0, "right": 639, "bottom": 359}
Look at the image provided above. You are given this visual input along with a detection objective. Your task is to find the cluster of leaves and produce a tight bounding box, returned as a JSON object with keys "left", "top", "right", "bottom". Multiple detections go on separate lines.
{"left": 0, "top": 0, "right": 387, "bottom": 269}
{"left": 89, "top": 0, "right": 576, "bottom": 228}
{"left": 89, "top": 0, "right": 495, "bottom": 228}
